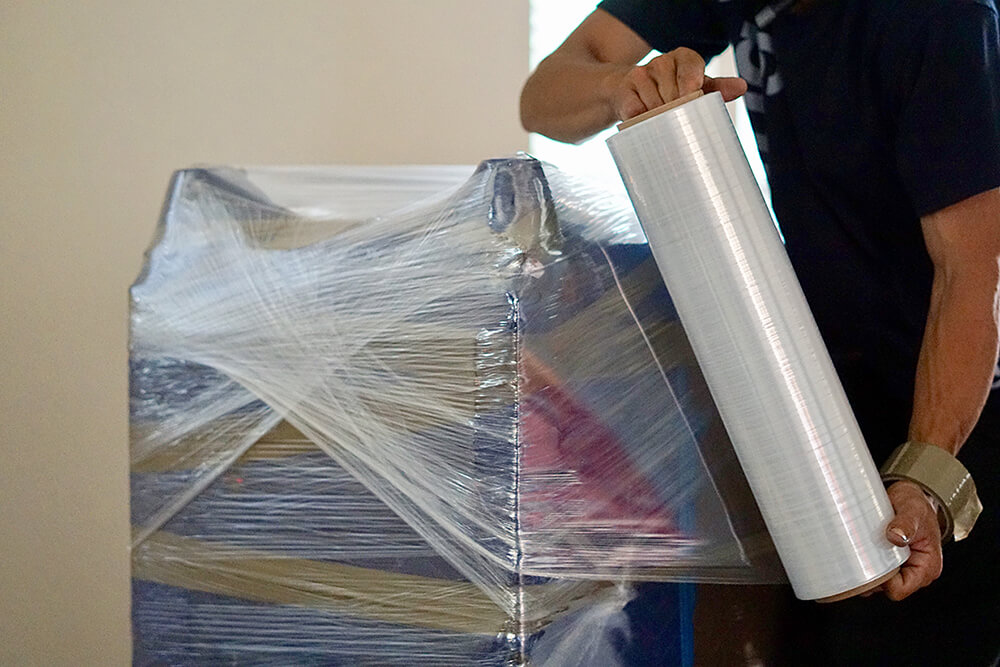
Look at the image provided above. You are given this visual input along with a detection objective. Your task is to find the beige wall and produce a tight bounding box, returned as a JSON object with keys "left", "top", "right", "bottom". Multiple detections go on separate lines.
{"left": 0, "top": 2, "right": 529, "bottom": 664}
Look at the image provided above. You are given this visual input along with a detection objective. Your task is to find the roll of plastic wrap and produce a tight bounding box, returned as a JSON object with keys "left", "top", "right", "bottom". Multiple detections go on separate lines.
{"left": 607, "top": 92, "right": 908, "bottom": 601}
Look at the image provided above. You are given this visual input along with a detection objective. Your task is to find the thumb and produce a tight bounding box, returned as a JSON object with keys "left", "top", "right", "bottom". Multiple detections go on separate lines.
{"left": 885, "top": 481, "right": 927, "bottom": 546}
{"left": 703, "top": 76, "right": 748, "bottom": 102}
{"left": 886, "top": 519, "right": 916, "bottom": 547}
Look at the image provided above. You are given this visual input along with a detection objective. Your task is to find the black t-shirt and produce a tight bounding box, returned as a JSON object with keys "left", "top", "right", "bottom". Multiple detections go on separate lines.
{"left": 598, "top": 0, "right": 1000, "bottom": 455}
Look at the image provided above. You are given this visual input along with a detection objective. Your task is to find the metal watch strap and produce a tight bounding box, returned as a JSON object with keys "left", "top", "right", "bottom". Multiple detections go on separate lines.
{"left": 880, "top": 441, "right": 982, "bottom": 542}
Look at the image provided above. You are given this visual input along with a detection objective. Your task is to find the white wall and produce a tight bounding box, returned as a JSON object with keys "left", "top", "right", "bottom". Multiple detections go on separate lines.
{"left": 0, "top": 2, "right": 529, "bottom": 664}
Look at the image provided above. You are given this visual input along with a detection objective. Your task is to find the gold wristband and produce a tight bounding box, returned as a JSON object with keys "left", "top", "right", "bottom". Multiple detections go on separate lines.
{"left": 880, "top": 441, "right": 982, "bottom": 542}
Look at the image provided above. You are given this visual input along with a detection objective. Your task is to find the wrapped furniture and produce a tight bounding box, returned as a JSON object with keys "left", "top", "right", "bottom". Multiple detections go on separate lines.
{"left": 129, "top": 156, "right": 781, "bottom": 665}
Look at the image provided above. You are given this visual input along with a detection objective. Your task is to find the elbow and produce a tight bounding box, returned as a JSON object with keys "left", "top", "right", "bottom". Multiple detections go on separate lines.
{"left": 519, "top": 66, "right": 578, "bottom": 142}
{"left": 519, "top": 76, "right": 545, "bottom": 135}
{"left": 519, "top": 84, "right": 587, "bottom": 144}
{"left": 519, "top": 89, "right": 535, "bottom": 134}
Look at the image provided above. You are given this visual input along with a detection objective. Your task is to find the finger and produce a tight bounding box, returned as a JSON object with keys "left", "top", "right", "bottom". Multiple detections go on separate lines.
{"left": 672, "top": 48, "right": 707, "bottom": 96}
{"left": 883, "top": 556, "right": 933, "bottom": 601}
{"left": 645, "top": 53, "right": 679, "bottom": 104}
{"left": 703, "top": 76, "right": 748, "bottom": 102}
{"left": 886, "top": 523, "right": 913, "bottom": 548}
{"left": 883, "top": 545, "right": 943, "bottom": 600}
{"left": 885, "top": 482, "right": 927, "bottom": 546}
{"left": 614, "top": 88, "right": 647, "bottom": 122}
{"left": 883, "top": 563, "right": 928, "bottom": 601}
{"left": 632, "top": 71, "right": 664, "bottom": 112}
{"left": 882, "top": 570, "right": 912, "bottom": 601}
{"left": 613, "top": 67, "right": 657, "bottom": 120}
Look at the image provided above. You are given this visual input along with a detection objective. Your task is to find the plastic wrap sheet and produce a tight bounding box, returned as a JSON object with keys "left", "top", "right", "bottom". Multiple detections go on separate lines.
{"left": 129, "top": 156, "right": 782, "bottom": 665}
{"left": 607, "top": 93, "right": 909, "bottom": 601}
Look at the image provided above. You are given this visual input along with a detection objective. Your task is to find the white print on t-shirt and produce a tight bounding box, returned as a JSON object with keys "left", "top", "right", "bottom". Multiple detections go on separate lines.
{"left": 730, "top": 0, "right": 794, "bottom": 166}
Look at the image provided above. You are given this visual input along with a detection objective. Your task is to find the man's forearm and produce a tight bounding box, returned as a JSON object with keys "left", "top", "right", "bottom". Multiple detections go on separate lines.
{"left": 520, "top": 9, "right": 654, "bottom": 143}
{"left": 910, "top": 200, "right": 1000, "bottom": 454}
{"left": 909, "top": 270, "right": 999, "bottom": 453}
{"left": 520, "top": 54, "right": 630, "bottom": 144}
{"left": 520, "top": 10, "right": 748, "bottom": 145}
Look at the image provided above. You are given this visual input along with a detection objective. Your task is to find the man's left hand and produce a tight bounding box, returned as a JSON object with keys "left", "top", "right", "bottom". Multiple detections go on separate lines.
{"left": 879, "top": 480, "right": 944, "bottom": 600}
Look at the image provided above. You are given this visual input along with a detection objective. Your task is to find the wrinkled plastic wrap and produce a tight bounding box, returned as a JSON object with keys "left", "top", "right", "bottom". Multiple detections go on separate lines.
{"left": 129, "top": 156, "right": 783, "bottom": 665}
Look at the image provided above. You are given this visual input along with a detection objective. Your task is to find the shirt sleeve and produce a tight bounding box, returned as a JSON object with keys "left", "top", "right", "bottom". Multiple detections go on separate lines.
{"left": 596, "top": 0, "right": 730, "bottom": 61}
{"left": 891, "top": 1, "right": 1000, "bottom": 216}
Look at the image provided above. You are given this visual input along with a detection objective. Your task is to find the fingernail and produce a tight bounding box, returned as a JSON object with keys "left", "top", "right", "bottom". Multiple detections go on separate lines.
{"left": 889, "top": 527, "right": 910, "bottom": 545}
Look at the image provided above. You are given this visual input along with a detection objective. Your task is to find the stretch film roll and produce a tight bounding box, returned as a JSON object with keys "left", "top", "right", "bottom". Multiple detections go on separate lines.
{"left": 607, "top": 92, "right": 909, "bottom": 601}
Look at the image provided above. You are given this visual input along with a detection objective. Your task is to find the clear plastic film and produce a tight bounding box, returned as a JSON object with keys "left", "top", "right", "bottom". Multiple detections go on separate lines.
{"left": 607, "top": 93, "right": 909, "bottom": 601}
{"left": 129, "top": 156, "right": 783, "bottom": 665}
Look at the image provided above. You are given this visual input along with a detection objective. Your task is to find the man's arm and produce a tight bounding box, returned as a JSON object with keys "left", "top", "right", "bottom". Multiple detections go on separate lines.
{"left": 519, "top": 9, "right": 746, "bottom": 144}
{"left": 910, "top": 188, "right": 1000, "bottom": 451}
{"left": 881, "top": 187, "right": 1000, "bottom": 600}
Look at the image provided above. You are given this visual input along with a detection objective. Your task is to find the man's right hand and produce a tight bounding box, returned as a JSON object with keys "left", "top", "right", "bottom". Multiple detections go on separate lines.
{"left": 521, "top": 10, "right": 746, "bottom": 143}
{"left": 608, "top": 47, "right": 747, "bottom": 122}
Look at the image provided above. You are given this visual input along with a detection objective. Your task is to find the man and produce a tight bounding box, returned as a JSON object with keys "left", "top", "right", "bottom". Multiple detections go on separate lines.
{"left": 521, "top": 1, "right": 1000, "bottom": 664}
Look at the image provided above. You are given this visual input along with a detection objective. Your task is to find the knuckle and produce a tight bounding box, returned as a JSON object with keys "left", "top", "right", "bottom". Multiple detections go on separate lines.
{"left": 615, "top": 96, "right": 644, "bottom": 121}
{"left": 678, "top": 61, "right": 703, "bottom": 79}
{"left": 623, "top": 102, "right": 642, "bottom": 119}
{"left": 625, "top": 66, "right": 650, "bottom": 85}
{"left": 670, "top": 46, "right": 705, "bottom": 65}
{"left": 645, "top": 55, "right": 675, "bottom": 75}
